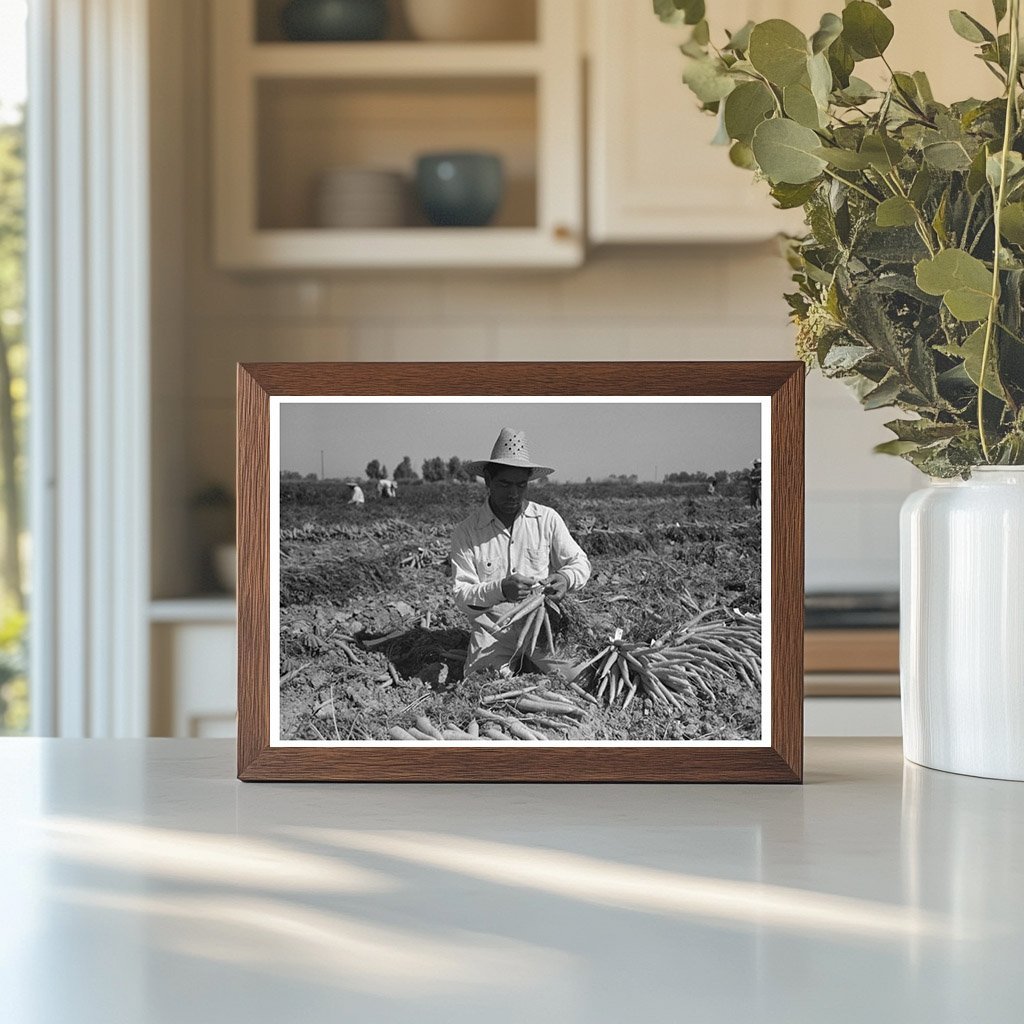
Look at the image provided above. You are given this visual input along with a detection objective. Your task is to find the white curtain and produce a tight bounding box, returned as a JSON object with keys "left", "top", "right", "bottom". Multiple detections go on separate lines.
{"left": 28, "top": 0, "right": 150, "bottom": 736}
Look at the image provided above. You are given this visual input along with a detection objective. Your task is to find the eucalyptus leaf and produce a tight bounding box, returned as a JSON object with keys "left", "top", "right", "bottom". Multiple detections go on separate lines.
{"left": 884, "top": 418, "right": 963, "bottom": 443}
{"left": 993, "top": 0, "right": 1008, "bottom": 24}
{"left": 842, "top": 1, "right": 895, "bottom": 59}
{"left": 810, "top": 12, "right": 843, "bottom": 54}
{"left": 1000, "top": 203, "right": 1024, "bottom": 245}
{"left": 940, "top": 325, "right": 1006, "bottom": 398}
{"left": 748, "top": 20, "right": 809, "bottom": 86}
{"left": 653, "top": 0, "right": 705, "bottom": 26}
{"left": 813, "top": 146, "right": 872, "bottom": 171}
{"left": 770, "top": 180, "right": 820, "bottom": 209}
{"left": 876, "top": 197, "right": 918, "bottom": 228}
{"left": 932, "top": 190, "right": 950, "bottom": 247}
{"left": 752, "top": 118, "right": 828, "bottom": 184}
{"left": 724, "top": 20, "right": 755, "bottom": 53}
{"left": 828, "top": 38, "right": 855, "bottom": 90}
{"left": 728, "top": 141, "right": 757, "bottom": 169}
{"left": 915, "top": 249, "right": 994, "bottom": 322}
{"left": 862, "top": 374, "right": 903, "bottom": 409}
{"left": 913, "top": 71, "right": 935, "bottom": 104}
{"left": 986, "top": 151, "right": 1024, "bottom": 191}
{"left": 808, "top": 52, "right": 833, "bottom": 110}
{"left": 836, "top": 76, "right": 879, "bottom": 104}
{"left": 967, "top": 144, "right": 991, "bottom": 194}
{"left": 724, "top": 81, "right": 775, "bottom": 144}
{"left": 909, "top": 165, "right": 934, "bottom": 205}
{"left": 922, "top": 140, "right": 973, "bottom": 171}
{"left": 860, "top": 133, "right": 904, "bottom": 173}
{"left": 683, "top": 57, "right": 737, "bottom": 103}
{"left": 874, "top": 439, "right": 921, "bottom": 455}
{"left": 711, "top": 107, "right": 731, "bottom": 145}
{"left": 784, "top": 80, "right": 825, "bottom": 129}
{"left": 948, "top": 10, "right": 994, "bottom": 44}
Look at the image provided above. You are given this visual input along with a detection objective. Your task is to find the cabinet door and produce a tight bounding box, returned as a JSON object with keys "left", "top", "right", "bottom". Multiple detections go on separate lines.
{"left": 588, "top": 0, "right": 995, "bottom": 244}
{"left": 588, "top": 0, "right": 813, "bottom": 243}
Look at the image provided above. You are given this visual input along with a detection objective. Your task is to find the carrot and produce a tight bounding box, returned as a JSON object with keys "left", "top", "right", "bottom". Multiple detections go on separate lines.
{"left": 489, "top": 593, "right": 545, "bottom": 632}
{"left": 442, "top": 729, "right": 479, "bottom": 741}
{"left": 506, "top": 719, "right": 539, "bottom": 741}
{"left": 537, "top": 688, "right": 573, "bottom": 705}
{"left": 467, "top": 719, "right": 480, "bottom": 738}
{"left": 569, "top": 681, "right": 600, "bottom": 705}
{"left": 516, "top": 697, "right": 584, "bottom": 718}
{"left": 483, "top": 727, "right": 510, "bottom": 741}
{"left": 407, "top": 727, "right": 436, "bottom": 741}
{"left": 482, "top": 684, "right": 539, "bottom": 704}
{"left": 541, "top": 610, "right": 555, "bottom": 652}
{"left": 415, "top": 716, "right": 444, "bottom": 740}
{"left": 389, "top": 726, "right": 416, "bottom": 741}
{"left": 526, "top": 603, "right": 546, "bottom": 658}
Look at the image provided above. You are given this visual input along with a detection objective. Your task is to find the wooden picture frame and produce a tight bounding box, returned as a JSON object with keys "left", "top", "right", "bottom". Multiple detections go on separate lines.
{"left": 237, "top": 362, "right": 804, "bottom": 782}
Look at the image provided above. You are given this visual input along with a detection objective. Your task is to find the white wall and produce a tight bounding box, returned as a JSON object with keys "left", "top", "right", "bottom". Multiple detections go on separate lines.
{"left": 152, "top": 0, "right": 920, "bottom": 598}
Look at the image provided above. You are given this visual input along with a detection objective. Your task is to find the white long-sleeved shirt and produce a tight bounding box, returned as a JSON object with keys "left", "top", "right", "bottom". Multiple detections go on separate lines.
{"left": 450, "top": 500, "right": 591, "bottom": 618}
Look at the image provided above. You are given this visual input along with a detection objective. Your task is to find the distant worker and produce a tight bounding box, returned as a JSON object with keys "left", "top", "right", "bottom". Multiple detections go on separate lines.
{"left": 750, "top": 458, "right": 761, "bottom": 508}
{"left": 706, "top": 480, "right": 716, "bottom": 497}
{"left": 347, "top": 481, "right": 365, "bottom": 505}
{"left": 451, "top": 427, "right": 591, "bottom": 677}
{"left": 375, "top": 477, "right": 396, "bottom": 500}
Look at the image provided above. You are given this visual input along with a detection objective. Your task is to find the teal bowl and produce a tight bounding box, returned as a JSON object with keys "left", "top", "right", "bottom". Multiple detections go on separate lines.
{"left": 281, "top": 0, "right": 388, "bottom": 42}
{"left": 415, "top": 153, "right": 505, "bottom": 228}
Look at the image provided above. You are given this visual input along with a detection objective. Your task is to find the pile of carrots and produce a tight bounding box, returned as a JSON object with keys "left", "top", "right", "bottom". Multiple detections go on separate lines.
{"left": 570, "top": 610, "right": 761, "bottom": 710}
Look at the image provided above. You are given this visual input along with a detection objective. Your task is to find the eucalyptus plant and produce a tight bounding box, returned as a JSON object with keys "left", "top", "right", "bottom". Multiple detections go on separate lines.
{"left": 657, "top": 0, "right": 1024, "bottom": 475}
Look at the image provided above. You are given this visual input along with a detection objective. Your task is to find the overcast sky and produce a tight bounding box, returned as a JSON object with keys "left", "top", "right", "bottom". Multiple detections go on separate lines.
{"left": 279, "top": 400, "right": 761, "bottom": 481}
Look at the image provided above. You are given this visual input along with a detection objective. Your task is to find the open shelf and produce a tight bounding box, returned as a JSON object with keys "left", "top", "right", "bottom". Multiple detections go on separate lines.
{"left": 257, "top": 76, "right": 537, "bottom": 232}
{"left": 212, "top": 0, "right": 582, "bottom": 268}
{"left": 249, "top": 42, "right": 544, "bottom": 77}
{"left": 254, "top": 0, "right": 538, "bottom": 44}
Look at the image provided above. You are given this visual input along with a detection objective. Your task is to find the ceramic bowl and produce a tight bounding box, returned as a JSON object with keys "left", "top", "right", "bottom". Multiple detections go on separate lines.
{"left": 315, "top": 168, "right": 407, "bottom": 228}
{"left": 403, "top": 0, "right": 534, "bottom": 42}
{"left": 414, "top": 152, "right": 504, "bottom": 227}
{"left": 281, "top": 0, "right": 388, "bottom": 42}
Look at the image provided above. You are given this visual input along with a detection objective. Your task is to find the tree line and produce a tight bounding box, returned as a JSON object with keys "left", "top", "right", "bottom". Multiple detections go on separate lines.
{"left": 366, "top": 455, "right": 478, "bottom": 483}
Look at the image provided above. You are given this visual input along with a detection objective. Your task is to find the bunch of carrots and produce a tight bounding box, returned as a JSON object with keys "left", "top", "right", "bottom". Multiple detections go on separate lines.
{"left": 570, "top": 611, "right": 761, "bottom": 710}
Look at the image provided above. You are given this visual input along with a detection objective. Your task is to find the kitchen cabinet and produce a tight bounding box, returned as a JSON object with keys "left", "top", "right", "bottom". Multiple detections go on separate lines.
{"left": 586, "top": 0, "right": 999, "bottom": 244}
{"left": 587, "top": 0, "right": 810, "bottom": 243}
{"left": 150, "top": 600, "right": 237, "bottom": 738}
{"left": 211, "top": 0, "right": 583, "bottom": 269}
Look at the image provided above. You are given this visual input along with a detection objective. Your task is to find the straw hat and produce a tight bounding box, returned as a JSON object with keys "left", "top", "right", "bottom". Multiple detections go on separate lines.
{"left": 463, "top": 427, "right": 554, "bottom": 479}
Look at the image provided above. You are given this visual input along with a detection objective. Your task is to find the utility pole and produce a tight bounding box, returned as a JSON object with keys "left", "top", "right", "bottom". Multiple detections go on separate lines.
{"left": 320, "top": 450, "right": 325, "bottom": 480}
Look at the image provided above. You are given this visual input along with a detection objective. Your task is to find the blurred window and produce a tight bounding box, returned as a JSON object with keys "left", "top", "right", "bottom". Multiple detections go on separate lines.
{"left": 0, "top": 0, "right": 28, "bottom": 734}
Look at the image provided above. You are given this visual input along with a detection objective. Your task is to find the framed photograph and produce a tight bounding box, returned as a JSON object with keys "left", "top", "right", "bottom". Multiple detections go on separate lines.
{"left": 237, "top": 362, "right": 803, "bottom": 782}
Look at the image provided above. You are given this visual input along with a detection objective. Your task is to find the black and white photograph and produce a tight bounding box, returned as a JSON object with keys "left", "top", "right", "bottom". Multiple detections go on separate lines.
{"left": 270, "top": 397, "right": 769, "bottom": 746}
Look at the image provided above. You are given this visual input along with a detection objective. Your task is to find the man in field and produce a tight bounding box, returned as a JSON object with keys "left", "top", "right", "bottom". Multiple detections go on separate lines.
{"left": 451, "top": 427, "right": 591, "bottom": 677}
{"left": 749, "top": 458, "right": 761, "bottom": 508}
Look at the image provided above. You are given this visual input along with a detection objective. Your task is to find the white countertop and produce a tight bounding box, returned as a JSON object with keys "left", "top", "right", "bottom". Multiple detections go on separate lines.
{"left": 1, "top": 737, "right": 1021, "bottom": 1023}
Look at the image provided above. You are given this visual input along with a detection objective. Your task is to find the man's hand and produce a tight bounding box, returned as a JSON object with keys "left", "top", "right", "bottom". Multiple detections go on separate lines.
{"left": 500, "top": 572, "right": 539, "bottom": 602}
{"left": 541, "top": 573, "right": 569, "bottom": 601}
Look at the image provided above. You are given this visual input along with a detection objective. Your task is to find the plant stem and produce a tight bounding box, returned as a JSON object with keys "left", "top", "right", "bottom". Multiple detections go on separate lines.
{"left": 979, "top": 0, "right": 1021, "bottom": 462}
{"left": 884, "top": 171, "right": 938, "bottom": 255}
{"left": 822, "top": 167, "right": 881, "bottom": 205}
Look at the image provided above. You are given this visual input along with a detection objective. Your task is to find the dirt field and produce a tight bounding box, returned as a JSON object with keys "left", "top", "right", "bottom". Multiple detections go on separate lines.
{"left": 278, "top": 480, "right": 762, "bottom": 742}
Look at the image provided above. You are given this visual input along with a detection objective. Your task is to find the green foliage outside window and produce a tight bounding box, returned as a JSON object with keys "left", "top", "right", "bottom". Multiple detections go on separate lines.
{"left": 0, "top": 109, "right": 27, "bottom": 733}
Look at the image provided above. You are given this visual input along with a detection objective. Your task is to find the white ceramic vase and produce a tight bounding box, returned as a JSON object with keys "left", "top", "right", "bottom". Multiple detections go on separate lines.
{"left": 900, "top": 467, "right": 1024, "bottom": 780}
